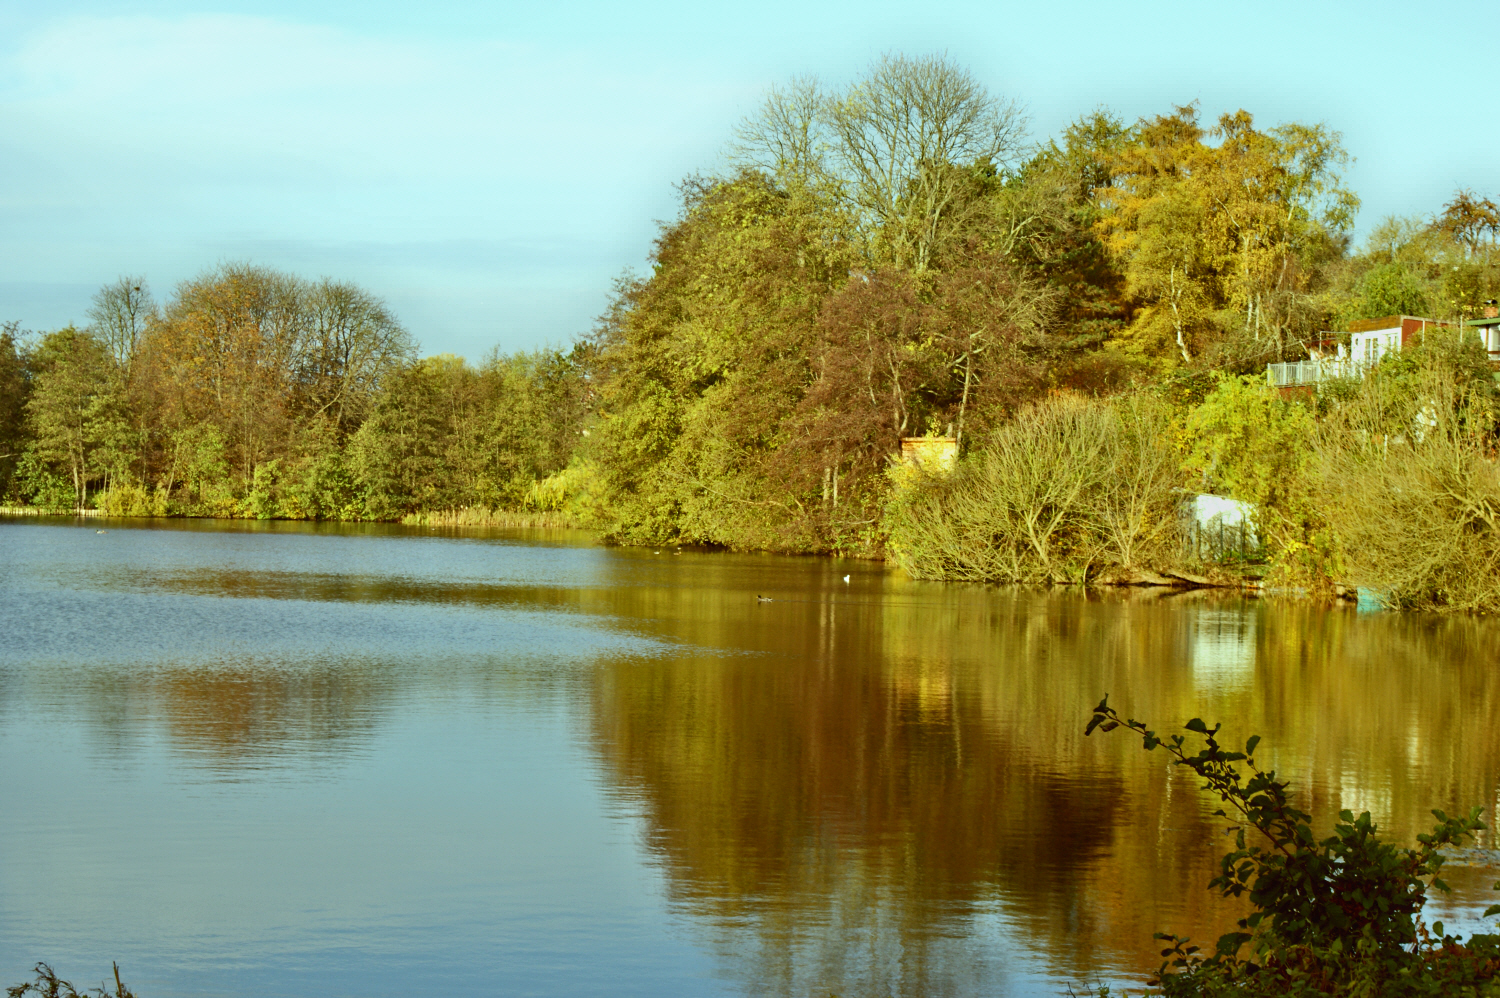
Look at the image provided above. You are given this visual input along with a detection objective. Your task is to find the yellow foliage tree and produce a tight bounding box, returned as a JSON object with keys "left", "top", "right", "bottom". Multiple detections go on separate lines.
{"left": 1100, "top": 105, "right": 1358, "bottom": 367}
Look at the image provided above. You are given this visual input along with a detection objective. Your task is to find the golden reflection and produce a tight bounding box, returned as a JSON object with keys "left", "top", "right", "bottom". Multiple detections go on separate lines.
{"left": 585, "top": 583, "right": 1500, "bottom": 992}
{"left": 29, "top": 539, "right": 1500, "bottom": 992}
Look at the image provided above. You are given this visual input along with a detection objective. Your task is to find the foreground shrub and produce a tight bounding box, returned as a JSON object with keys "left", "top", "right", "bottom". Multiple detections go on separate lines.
{"left": 6, "top": 962, "right": 135, "bottom": 998}
{"left": 1085, "top": 697, "right": 1500, "bottom": 996}
{"left": 884, "top": 392, "right": 1182, "bottom": 582}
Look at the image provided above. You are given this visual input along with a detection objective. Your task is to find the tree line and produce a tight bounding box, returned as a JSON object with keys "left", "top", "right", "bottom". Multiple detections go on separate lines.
{"left": 0, "top": 264, "right": 587, "bottom": 519}
{"left": 582, "top": 54, "right": 1498, "bottom": 568}
{"left": 3, "top": 53, "right": 1498, "bottom": 608}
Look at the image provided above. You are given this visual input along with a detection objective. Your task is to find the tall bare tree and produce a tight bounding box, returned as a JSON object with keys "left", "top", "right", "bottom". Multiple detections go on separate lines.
{"left": 295, "top": 279, "right": 414, "bottom": 435}
{"left": 86, "top": 277, "right": 156, "bottom": 373}
{"left": 824, "top": 53, "right": 1027, "bottom": 271}
{"left": 731, "top": 76, "right": 828, "bottom": 186}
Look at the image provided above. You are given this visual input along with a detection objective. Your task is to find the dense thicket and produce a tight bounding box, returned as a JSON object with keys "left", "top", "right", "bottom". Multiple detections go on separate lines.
{"left": 576, "top": 55, "right": 1500, "bottom": 610}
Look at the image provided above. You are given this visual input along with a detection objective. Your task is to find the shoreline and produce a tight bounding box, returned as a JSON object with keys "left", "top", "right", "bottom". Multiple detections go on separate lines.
{"left": 1, "top": 508, "right": 1344, "bottom": 603}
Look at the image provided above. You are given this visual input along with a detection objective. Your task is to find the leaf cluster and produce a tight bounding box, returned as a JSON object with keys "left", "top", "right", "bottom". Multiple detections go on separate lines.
{"left": 6, "top": 962, "right": 135, "bottom": 998}
{"left": 1085, "top": 697, "right": 1500, "bottom": 996}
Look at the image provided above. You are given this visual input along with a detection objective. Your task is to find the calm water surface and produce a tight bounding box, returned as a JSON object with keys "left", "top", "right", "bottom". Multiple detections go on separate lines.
{"left": 2, "top": 518, "right": 1498, "bottom": 997}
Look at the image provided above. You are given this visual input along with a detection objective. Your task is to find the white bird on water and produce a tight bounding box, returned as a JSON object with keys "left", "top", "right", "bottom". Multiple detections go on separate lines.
{"left": 842, "top": 575, "right": 850, "bottom": 583}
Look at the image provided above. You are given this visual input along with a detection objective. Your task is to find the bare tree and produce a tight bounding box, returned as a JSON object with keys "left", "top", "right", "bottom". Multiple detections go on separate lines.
{"left": 296, "top": 279, "right": 414, "bottom": 434}
{"left": 824, "top": 53, "right": 1028, "bottom": 271}
{"left": 731, "top": 76, "right": 828, "bottom": 186}
{"left": 87, "top": 277, "right": 156, "bottom": 372}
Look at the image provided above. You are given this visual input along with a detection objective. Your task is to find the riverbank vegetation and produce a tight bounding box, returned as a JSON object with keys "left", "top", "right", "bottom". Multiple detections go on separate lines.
{"left": 1086, "top": 699, "right": 1500, "bottom": 996}
{"left": 3, "top": 54, "right": 1497, "bottom": 609}
{"left": 0, "top": 270, "right": 587, "bottom": 523}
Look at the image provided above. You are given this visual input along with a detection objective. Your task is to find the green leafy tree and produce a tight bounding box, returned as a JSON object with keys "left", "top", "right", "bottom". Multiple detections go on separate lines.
{"left": 348, "top": 358, "right": 460, "bottom": 518}
{"left": 0, "top": 322, "right": 30, "bottom": 499}
{"left": 477, "top": 348, "right": 589, "bottom": 506}
{"left": 588, "top": 171, "right": 855, "bottom": 550}
{"left": 1351, "top": 262, "right": 1430, "bottom": 318}
{"left": 24, "top": 327, "right": 128, "bottom": 509}
{"left": 1010, "top": 109, "right": 1135, "bottom": 364}
{"left": 1183, "top": 374, "right": 1314, "bottom": 512}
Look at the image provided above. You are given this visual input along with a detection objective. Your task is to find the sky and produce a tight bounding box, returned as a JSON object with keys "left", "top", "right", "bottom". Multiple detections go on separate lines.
{"left": 2, "top": 0, "right": 1496, "bottom": 359}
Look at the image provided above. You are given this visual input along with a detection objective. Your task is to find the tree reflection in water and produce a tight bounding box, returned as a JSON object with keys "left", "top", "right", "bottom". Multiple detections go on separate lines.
{"left": 8, "top": 523, "right": 1500, "bottom": 996}
{"left": 585, "top": 583, "right": 1500, "bottom": 994}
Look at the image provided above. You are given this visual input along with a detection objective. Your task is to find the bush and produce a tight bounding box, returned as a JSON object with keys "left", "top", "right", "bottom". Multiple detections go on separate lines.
{"left": 97, "top": 481, "right": 168, "bottom": 517}
{"left": 13, "top": 451, "right": 76, "bottom": 512}
{"left": 884, "top": 392, "right": 1183, "bottom": 582}
{"left": 1310, "top": 339, "right": 1500, "bottom": 611}
{"left": 1182, "top": 375, "right": 1314, "bottom": 515}
{"left": 1085, "top": 698, "right": 1500, "bottom": 996}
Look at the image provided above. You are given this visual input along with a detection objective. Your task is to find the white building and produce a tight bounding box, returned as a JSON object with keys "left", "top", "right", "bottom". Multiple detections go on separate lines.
{"left": 1267, "top": 314, "right": 1458, "bottom": 389}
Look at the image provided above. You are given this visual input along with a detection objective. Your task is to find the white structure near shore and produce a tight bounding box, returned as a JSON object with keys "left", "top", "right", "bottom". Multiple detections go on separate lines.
{"left": 1185, "top": 493, "right": 1258, "bottom": 562}
{"left": 1266, "top": 314, "right": 1462, "bottom": 389}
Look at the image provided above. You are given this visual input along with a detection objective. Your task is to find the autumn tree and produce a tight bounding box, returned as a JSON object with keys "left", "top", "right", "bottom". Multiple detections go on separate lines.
{"left": 1099, "top": 105, "right": 1357, "bottom": 366}
{"left": 924, "top": 256, "right": 1056, "bottom": 447}
{"left": 146, "top": 264, "right": 308, "bottom": 486}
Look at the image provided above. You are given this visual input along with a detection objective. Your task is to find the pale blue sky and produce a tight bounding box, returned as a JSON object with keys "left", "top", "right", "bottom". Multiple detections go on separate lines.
{"left": 2, "top": 0, "right": 1495, "bottom": 358}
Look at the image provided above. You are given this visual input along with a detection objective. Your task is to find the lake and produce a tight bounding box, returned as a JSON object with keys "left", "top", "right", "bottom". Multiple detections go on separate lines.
{"left": 2, "top": 517, "right": 1497, "bottom": 997}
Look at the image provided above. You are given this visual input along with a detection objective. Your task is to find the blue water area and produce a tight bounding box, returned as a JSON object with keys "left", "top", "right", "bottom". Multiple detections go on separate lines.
{"left": 2, "top": 517, "right": 1497, "bottom": 997}
{"left": 0, "top": 520, "right": 716, "bottom": 998}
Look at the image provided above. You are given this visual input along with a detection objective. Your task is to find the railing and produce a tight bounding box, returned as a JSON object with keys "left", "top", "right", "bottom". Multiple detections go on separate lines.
{"left": 0, "top": 506, "right": 103, "bottom": 517}
{"left": 1186, "top": 514, "right": 1262, "bottom": 564}
{"left": 1266, "top": 358, "right": 1362, "bottom": 387}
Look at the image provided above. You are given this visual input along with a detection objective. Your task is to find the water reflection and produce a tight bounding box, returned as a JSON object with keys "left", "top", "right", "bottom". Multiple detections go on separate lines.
{"left": 581, "top": 584, "right": 1500, "bottom": 991}
{"left": 2, "top": 519, "right": 1498, "bottom": 997}
{"left": 587, "top": 589, "right": 1251, "bottom": 993}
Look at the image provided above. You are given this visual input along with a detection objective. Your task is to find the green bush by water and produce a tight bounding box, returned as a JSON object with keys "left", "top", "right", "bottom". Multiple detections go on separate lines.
{"left": 1084, "top": 698, "right": 1500, "bottom": 996}
{"left": 884, "top": 391, "right": 1184, "bottom": 583}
